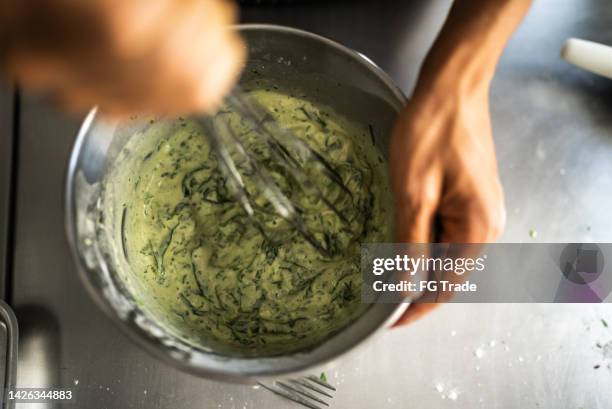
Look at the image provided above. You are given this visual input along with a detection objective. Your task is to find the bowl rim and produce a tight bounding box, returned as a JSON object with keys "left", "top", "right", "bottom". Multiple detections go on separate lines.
{"left": 237, "top": 23, "right": 407, "bottom": 106}
{"left": 64, "top": 23, "right": 409, "bottom": 383}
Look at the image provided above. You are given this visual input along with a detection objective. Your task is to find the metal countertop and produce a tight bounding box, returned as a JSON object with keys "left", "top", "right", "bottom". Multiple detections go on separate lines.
{"left": 4, "top": 0, "right": 612, "bottom": 408}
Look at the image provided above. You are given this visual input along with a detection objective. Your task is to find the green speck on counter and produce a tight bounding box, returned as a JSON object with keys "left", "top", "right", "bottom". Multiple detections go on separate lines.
{"left": 602, "top": 318, "right": 609, "bottom": 328}
{"left": 529, "top": 229, "right": 537, "bottom": 239}
{"left": 320, "top": 372, "right": 327, "bottom": 383}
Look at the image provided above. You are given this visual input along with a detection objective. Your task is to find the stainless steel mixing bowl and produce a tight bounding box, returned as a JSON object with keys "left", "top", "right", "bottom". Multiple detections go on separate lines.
{"left": 65, "top": 24, "right": 408, "bottom": 383}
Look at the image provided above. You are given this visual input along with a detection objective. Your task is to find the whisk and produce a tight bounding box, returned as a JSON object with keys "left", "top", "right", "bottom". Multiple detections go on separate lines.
{"left": 195, "top": 88, "right": 354, "bottom": 257}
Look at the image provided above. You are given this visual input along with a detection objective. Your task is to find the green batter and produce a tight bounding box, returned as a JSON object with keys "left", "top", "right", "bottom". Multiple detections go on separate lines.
{"left": 108, "top": 89, "right": 393, "bottom": 356}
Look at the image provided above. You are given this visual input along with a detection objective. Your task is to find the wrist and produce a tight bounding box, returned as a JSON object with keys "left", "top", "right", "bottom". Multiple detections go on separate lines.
{"left": 413, "top": 39, "right": 500, "bottom": 104}
{"left": 409, "top": 63, "right": 491, "bottom": 123}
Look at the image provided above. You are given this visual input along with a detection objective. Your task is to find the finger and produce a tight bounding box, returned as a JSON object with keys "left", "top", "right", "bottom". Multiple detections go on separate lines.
{"left": 392, "top": 170, "right": 441, "bottom": 243}
{"left": 392, "top": 303, "right": 440, "bottom": 327}
{"left": 391, "top": 172, "right": 442, "bottom": 325}
{"left": 440, "top": 196, "right": 506, "bottom": 244}
{"left": 149, "top": 0, "right": 243, "bottom": 113}
{"left": 423, "top": 196, "right": 505, "bottom": 309}
{"left": 191, "top": 32, "right": 246, "bottom": 113}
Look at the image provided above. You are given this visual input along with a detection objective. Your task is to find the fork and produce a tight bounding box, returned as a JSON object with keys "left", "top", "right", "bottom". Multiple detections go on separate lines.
{"left": 258, "top": 375, "right": 337, "bottom": 409}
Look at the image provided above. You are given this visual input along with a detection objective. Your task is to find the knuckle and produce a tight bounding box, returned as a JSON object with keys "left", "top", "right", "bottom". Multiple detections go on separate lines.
{"left": 465, "top": 200, "right": 506, "bottom": 242}
{"left": 399, "top": 189, "right": 437, "bottom": 217}
{"left": 396, "top": 174, "right": 441, "bottom": 212}
{"left": 491, "top": 203, "right": 507, "bottom": 238}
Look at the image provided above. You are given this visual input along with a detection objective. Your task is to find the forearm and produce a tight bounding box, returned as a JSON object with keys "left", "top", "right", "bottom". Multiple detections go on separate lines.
{"left": 415, "top": 0, "right": 531, "bottom": 99}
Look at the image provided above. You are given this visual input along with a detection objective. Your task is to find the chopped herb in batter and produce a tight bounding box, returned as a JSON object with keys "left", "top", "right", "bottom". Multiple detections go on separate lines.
{"left": 105, "top": 89, "right": 394, "bottom": 356}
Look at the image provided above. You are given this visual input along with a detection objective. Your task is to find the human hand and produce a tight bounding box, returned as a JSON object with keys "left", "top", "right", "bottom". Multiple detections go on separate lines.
{"left": 2, "top": 0, "right": 244, "bottom": 116}
{"left": 386, "top": 0, "right": 532, "bottom": 326}
{"left": 390, "top": 82, "right": 506, "bottom": 326}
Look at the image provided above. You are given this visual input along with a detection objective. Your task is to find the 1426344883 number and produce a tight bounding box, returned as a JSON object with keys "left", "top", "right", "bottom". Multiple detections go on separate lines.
{"left": 7, "top": 389, "right": 73, "bottom": 402}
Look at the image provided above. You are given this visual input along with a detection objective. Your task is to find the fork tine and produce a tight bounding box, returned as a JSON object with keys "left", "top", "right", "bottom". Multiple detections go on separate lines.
{"left": 305, "top": 375, "right": 337, "bottom": 391}
{"left": 257, "top": 382, "right": 324, "bottom": 409}
{"left": 278, "top": 381, "right": 330, "bottom": 407}
{"left": 293, "top": 379, "right": 334, "bottom": 398}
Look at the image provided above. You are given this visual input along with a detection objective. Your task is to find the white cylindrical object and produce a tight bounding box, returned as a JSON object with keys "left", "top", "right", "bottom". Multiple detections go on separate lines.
{"left": 561, "top": 38, "right": 612, "bottom": 80}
